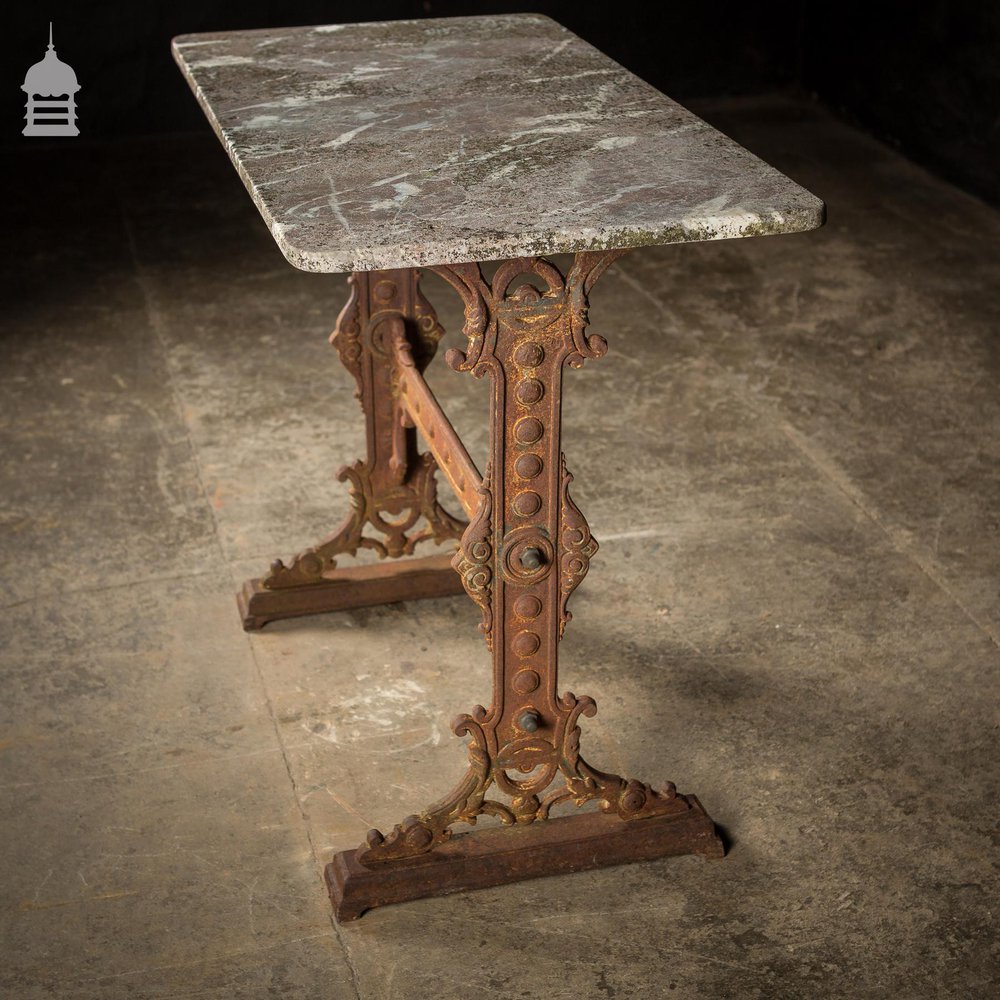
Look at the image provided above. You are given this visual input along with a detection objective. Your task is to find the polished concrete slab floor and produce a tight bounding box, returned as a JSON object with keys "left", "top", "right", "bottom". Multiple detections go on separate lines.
{"left": 1, "top": 94, "right": 997, "bottom": 998}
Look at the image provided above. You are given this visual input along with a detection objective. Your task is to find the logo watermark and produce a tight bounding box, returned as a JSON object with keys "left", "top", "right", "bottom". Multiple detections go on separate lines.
{"left": 22, "top": 23, "right": 80, "bottom": 137}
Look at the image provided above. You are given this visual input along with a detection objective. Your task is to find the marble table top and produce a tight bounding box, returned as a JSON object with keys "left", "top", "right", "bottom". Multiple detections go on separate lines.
{"left": 173, "top": 14, "right": 825, "bottom": 273}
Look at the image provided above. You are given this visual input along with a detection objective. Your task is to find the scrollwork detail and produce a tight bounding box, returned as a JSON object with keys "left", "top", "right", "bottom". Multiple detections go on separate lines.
{"left": 539, "top": 692, "right": 685, "bottom": 822}
{"left": 433, "top": 250, "right": 625, "bottom": 375}
{"left": 357, "top": 690, "right": 688, "bottom": 866}
{"left": 265, "top": 453, "right": 465, "bottom": 588}
{"left": 451, "top": 464, "right": 494, "bottom": 649}
{"left": 558, "top": 453, "right": 599, "bottom": 638}
{"left": 564, "top": 248, "right": 628, "bottom": 367}
{"left": 329, "top": 274, "right": 363, "bottom": 394}
{"left": 428, "top": 262, "right": 493, "bottom": 375}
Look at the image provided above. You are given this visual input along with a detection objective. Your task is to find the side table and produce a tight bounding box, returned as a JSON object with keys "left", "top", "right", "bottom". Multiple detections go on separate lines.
{"left": 173, "top": 14, "right": 824, "bottom": 921}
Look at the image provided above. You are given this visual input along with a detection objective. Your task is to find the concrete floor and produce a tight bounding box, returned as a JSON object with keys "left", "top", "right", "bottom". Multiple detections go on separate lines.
{"left": 1, "top": 94, "right": 997, "bottom": 998}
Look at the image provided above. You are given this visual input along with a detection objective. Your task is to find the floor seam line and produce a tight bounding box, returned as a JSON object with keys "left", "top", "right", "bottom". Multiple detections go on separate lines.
{"left": 0, "top": 568, "right": 219, "bottom": 613}
{"left": 241, "top": 632, "right": 365, "bottom": 1000}
{"left": 777, "top": 421, "right": 1000, "bottom": 649}
{"left": 612, "top": 261, "right": 1000, "bottom": 650}
{"left": 117, "top": 193, "right": 364, "bottom": 995}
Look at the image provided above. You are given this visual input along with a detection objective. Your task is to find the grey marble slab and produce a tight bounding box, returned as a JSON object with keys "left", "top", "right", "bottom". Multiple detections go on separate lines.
{"left": 172, "top": 15, "right": 824, "bottom": 272}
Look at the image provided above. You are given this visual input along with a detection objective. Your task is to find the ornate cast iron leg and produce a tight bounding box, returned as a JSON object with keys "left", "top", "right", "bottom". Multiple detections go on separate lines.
{"left": 238, "top": 269, "right": 468, "bottom": 630}
{"left": 325, "top": 252, "right": 723, "bottom": 920}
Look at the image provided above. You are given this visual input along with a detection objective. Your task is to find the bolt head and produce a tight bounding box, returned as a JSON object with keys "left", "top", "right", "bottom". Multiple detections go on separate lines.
{"left": 520, "top": 547, "right": 543, "bottom": 570}
{"left": 517, "top": 710, "right": 542, "bottom": 732}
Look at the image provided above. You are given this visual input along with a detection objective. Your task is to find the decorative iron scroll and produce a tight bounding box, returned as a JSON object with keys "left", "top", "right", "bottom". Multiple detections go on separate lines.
{"left": 451, "top": 465, "right": 494, "bottom": 649}
{"left": 359, "top": 693, "right": 687, "bottom": 865}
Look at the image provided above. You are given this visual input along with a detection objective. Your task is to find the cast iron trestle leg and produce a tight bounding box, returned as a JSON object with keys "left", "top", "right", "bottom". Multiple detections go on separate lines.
{"left": 238, "top": 269, "right": 467, "bottom": 630}
{"left": 325, "top": 252, "right": 724, "bottom": 920}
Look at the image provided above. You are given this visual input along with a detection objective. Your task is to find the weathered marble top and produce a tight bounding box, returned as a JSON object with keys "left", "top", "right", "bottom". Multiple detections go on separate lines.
{"left": 173, "top": 15, "right": 825, "bottom": 273}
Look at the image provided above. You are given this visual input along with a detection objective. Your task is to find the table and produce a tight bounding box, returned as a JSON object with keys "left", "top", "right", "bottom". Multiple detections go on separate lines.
{"left": 173, "top": 13, "right": 824, "bottom": 921}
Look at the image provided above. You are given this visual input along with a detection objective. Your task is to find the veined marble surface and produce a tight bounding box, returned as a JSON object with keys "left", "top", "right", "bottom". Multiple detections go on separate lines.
{"left": 172, "top": 15, "right": 825, "bottom": 272}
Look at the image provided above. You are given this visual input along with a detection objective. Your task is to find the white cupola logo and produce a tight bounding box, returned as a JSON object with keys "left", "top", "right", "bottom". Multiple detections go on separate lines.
{"left": 22, "top": 23, "right": 80, "bottom": 137}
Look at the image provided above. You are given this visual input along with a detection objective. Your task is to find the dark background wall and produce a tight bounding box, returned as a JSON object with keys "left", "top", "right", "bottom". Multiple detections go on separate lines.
{"left": 800, "top": 2, "right": 1000, "bottom": 207}
{"left": 5, "top": 1, "right": 999, "bottom": 206}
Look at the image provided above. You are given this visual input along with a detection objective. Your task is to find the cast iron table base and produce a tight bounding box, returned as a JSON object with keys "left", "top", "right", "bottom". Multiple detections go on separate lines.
{"left": 239, "top": 254, "right": 725, "bottom": 918}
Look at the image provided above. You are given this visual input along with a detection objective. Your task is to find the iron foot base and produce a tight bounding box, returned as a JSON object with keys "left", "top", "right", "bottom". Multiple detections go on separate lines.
{"left": 238, "top": 551, "right": 465, "bottom": 630}
{"left": 325, "top": 794, "right": 724, "bottom": 921}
